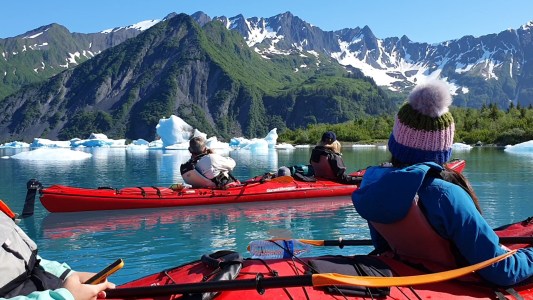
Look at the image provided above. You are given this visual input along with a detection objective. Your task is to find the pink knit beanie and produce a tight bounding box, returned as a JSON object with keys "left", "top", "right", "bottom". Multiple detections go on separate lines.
{"left": 387, "top": 80, "right": 455, "bottom": 165}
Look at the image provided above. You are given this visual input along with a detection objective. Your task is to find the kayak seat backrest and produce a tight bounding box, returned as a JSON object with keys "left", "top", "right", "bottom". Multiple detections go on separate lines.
{"left": 182, "top": 169, "right": 216, "bottom": 189}
{"left": 181, "top": 250, "right": 242, "bottom": 300}
{"left": 307, "top": 255, "right": 392, "bottom": 297}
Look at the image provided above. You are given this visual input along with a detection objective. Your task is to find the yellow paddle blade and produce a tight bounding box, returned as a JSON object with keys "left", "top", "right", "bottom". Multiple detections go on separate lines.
{"left": 312, "top": 250, "right": 516, "bottom": 288}
{"left": 297, "top": 239, "right": 326, "bottom": 246}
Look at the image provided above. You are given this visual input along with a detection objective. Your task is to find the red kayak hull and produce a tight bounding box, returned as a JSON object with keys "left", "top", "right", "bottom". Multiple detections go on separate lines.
{"left": 38, "top": 159, "right": 466, "bottom": 213}
{"left": 39, "top": 179, "right": 357, "bottom": 212}
{"left": 112, "top": 215, "right": 533, "bottom": 300}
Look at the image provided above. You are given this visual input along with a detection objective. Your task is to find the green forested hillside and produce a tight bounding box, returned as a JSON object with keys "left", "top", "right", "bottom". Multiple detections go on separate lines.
{"left": 279, "top": 104, "right": 533, "bottom": 146}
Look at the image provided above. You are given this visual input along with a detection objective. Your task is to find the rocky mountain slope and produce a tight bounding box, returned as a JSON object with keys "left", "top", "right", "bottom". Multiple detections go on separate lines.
{"left": 0, "top": 14, "right": 392, "bottom": 143}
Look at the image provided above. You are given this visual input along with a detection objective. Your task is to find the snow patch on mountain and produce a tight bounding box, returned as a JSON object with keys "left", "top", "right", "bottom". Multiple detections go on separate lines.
{"left": 101, "top": 19, "right": 159, "bottom": 34}
{"left": 520, "top": 21, "right": 533, "bottom": 30}
{"left": 23, "top": 32, "right": 44, "bottom": 39}
{"left": 245, "top": 20, "right": 278, "bottom": 47}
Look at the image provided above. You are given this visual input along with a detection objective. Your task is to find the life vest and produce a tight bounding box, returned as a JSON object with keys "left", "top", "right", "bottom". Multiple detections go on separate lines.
{"left": 310, "top": 155, "right": 336, "bottom": 179}
{"left": 0, "top": 200, "right": 64, "bottom": 297}
{"left": 180, "top": 154, "right": 217, "bottom": 188}
{"left": 310, "top": 147, "right": 338, "bottom": 180}
{"left": 370, "top": 195, "right": 460, "bottom": 272}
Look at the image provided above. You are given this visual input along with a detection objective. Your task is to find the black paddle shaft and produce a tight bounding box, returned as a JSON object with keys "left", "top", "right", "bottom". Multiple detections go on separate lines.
{"left": 322, "top": 239, "right": 373, "bottom": 248}
{"left": 106, "top": 274, "right": 314, "bottom": 298}
{"left": 320, "top": 237, "right": 531, "bottom": 248}
{"left": 21, "top": 179, "right": 42, "bottom": 218}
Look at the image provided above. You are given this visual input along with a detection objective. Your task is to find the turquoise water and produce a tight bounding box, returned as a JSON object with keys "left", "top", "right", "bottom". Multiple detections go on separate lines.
{"left": 0, "top": 146, "right": 531, "bottom": 284}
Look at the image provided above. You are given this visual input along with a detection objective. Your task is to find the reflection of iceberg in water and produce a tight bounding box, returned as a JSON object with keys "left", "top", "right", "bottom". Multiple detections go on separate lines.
{"left": 231, "top": 148, "right": 278, "bottom": 179}
{"left": 157, "top": 150, "right": 190, "bottom": 184}
{"left": 505, "top": 140, "right": 533, "bottom": 155}
{"left": 89, "top": 148, "right": 127, "bottom": 184}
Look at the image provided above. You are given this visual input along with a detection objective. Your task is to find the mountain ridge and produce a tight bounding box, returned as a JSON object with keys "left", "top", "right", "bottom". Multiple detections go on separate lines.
{"left": 3, "top": 11, "right": 533, "bottom": 107}
{"left": 1, "top": 11, "right": 533, "bottom": 144}
{"left": 0, "top": 13, "right": 392, "bottom": 143}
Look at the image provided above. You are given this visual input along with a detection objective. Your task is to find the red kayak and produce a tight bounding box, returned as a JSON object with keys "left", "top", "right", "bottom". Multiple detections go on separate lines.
{"left": 31, "top": 159, "right": 465, "bottom": 213}
{"left": 107, "top": 215, "right": 533, "bottom": 300}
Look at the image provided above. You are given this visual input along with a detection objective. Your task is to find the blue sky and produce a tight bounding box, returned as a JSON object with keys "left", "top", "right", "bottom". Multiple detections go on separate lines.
{"left": 2, "top": 0, "right": 533, "bottom": 43}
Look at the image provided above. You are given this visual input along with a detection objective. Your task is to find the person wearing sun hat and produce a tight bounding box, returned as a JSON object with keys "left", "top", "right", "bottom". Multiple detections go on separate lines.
{"left": 352, "top": 80, "right": 533, "bottom": 287}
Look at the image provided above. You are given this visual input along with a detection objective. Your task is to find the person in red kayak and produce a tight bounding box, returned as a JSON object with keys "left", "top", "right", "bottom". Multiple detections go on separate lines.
{"left": 0, "top": 200, "right": 115, "bottom": 300}
{"left": 180, "top": 136, "right": 238, "bottom": 188}
{"left": 310, "top": 131, "right": 361, "bottom": 185}
{"left": 352, "top": 80, "right": 533, "bottom": 287}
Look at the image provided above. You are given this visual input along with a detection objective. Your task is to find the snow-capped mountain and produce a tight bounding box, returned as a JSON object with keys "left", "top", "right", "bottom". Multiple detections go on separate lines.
{"left": 2, "top": 11, "right": 533, "bottom": 108}
{"left": 0, "top": 16, "right": 165, "bottom": 99}
{"left": 207, "top": 11, "right": 533, "bottom": 108}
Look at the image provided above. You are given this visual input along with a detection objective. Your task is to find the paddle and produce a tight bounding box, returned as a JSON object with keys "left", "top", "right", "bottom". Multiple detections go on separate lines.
{"left": 105, "top": 250, "right": 516, "bottom": 298}
{"left": 269, "top": 175, "right": 295, "bottom": 184}
{"left": 254, "top": 236, "right": 532, "bottom": 248}
{"left": 248, "top": 237, "right": 532, "bottom": 259}
{"left": 21, "top": 179, "right": 43, "bottom": 218}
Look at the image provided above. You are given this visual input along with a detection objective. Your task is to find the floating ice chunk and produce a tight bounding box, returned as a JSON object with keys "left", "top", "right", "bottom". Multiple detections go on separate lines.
{"left": 10, "top": 148, "right": 92, "bottom": 160}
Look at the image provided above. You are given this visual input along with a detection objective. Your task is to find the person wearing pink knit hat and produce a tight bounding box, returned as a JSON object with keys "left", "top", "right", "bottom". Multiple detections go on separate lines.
{"left": 353, "top": 80, "right": 533, "bottom": 287}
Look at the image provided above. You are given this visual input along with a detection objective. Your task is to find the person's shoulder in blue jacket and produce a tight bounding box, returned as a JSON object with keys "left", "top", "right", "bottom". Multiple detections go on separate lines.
{"left": 352, "top": 80, "right": 533, "bottom": 286}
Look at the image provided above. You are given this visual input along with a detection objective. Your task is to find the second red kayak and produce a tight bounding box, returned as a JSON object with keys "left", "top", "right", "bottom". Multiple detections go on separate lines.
{"left": 31, "top": 159, "right": 465, "bottom": 213}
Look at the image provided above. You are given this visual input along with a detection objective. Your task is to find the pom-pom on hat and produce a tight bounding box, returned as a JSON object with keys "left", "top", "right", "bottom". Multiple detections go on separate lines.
{"left": 321, "top": 131, "right": 337, "bottom": 144}
{"left": 388, "top": 80, "right": 455, "bottom": 165}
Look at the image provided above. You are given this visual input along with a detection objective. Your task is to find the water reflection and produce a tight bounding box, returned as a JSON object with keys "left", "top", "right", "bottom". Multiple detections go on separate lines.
{"left": 157, "top": 150, "right": 189, "bottom": 185}
{"left": 231, "top": 148, "right": 279, "bottom": 179}
{"left": 34, "top": 197, "right": 363, "bottom": 283}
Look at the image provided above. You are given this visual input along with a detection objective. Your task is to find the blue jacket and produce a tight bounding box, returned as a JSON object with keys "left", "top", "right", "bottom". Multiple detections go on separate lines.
{"left": 352, "top": 162, "right": 533, "bottom": 286}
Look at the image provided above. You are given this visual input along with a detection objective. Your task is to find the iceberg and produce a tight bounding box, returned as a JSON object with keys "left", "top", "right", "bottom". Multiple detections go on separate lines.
{"left": 30, "top": 138, "right": 72, "bottom": 148}
{"left": 452, "top": 142, "right": 473, "bottom": 151}
{"left": 10, "top": 148, "right": 92, "bottom": 160}
{"left": 156, "top": 115, "right": 195, "bottom": 147}
{"left": 275, "top": 142, "right": 296, "bottom": 150}
{"left": 504, "top": 140, "right": 533, "bottom": 154}
{"left": 0, "top": 114, "right": 284, "bottom": 160}
{"left": 0, "top": 141, "right": 30, "bottom": 148}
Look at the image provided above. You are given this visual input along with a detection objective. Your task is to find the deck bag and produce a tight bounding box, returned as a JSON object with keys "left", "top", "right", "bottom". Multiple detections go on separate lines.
{"left": 181, "top": 250, "right": 243, "bottom": 300}
{"left": 307, "top": 255, "right": 392, "bottom": 297}
{"left": 289, "top": 164, "right": 317, "bottom": 182}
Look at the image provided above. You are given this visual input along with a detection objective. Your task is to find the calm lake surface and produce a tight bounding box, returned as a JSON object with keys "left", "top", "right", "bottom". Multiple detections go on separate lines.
{"left": 0, "top": 146, "right": 531, "bottom": 284}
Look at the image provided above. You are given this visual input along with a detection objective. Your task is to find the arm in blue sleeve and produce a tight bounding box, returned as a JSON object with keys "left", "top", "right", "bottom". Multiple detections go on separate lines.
{"left": 0, "top": 289, "right": 74, "bottom": 300}
{"left": 37, "top": 256, "right": 72, "bottom": 279}
{"left": 0, "top": 257, "right": 75, "bottom": 300}
{"left": 421, "top": 181, "right": 533, "bottom": 286}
